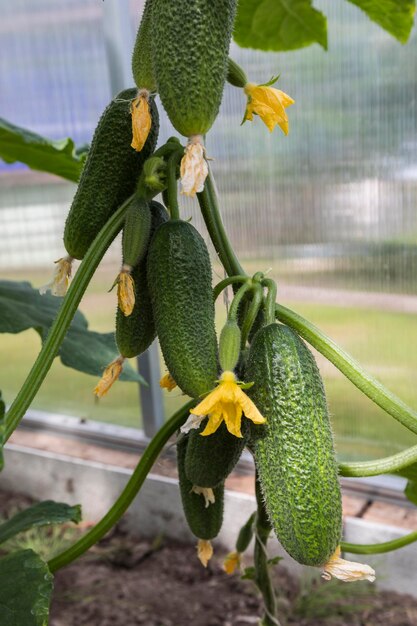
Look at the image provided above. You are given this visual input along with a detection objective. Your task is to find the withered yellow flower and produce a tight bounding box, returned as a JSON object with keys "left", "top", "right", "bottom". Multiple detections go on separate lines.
{"left": 180, "top": 135, "right": 208, "bottom": 197}
{"left": 223, "top": 551, "right": 241, "bottom": 575}
{"left": 159, "top": 372, "right": 177, "bottom": 392}
{"left": 190, "top": 371, "right": 265, "bottom": 438}
{"left": 243, "top": 77, "right": 294, "bottom": 135}
{"left": 131, "top": 90, "right": 152, "bottom": 152}
{"left": 94, "top": 356, "right": 125, "bottom": 398}
{"left": 117, "top": 268, "right": 135, "bottom": 317}
{"left": 197, "top": 539, "right": 213, "bottom": 568}
{"left": 322, "top": 547, "right": 376, "bottom": 582}
{"left": 191, "top": 486, "right": 215, "bottom": 508}
{"left": 39, "top": 256, "right": 73, "bottom": 297}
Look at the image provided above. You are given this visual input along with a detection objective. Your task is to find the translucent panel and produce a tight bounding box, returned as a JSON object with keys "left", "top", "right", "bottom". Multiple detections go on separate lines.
{"left": 1, "top": 0, "right": 417, "bottom": 455}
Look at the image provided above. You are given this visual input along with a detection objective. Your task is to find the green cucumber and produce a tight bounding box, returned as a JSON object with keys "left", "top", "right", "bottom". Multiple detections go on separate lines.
{"left": 246, "top": 323, "right": 342, "bottom": 567}
{"left": 116, "top": 201, "right": 168, "bottom": 359}
{"left": 151, "top": 0, "right": 237, "bottom": 136}
{"left": 122, "top": 197, "right": 151, "bottom": 269}
{"left": 177, "top": 437, "right": 224, "bottom": 540}
{"left": 132, "top": 0, "right": 156, "bottom": 92}
{"left": 147, "top": 220, "right": 218, "bottom": 398}
{"left": 185, "top": 421, "right": 248, "bottom": 488}
{"left": 64, "top": 90, "right": 158, "bottom": 260}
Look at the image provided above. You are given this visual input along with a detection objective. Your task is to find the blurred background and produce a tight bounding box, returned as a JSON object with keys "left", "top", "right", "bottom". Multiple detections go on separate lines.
{"left": 1, "top": 0, "right": 417, "bottom": 461}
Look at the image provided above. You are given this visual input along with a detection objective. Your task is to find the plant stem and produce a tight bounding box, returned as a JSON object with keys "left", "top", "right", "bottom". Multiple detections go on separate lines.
{"left": 228, "top": 282, "right": 253, "bottom": 321}
{"left": 275, "top": 303, "right": 417, "bottom": 436}
{"left": 5, "top": 195, "right": 134, "bottom": 442}
{"left": 166, "top": 151, "right": 182, "bottom": 220}
{"left": 48, "top": 400, "right": 194, "bottom": 572}
{"left": 241, "top": 284, "right": 263, "bottom": 347}
{"left": 341, "top": 529, "right": 417, "bottom": 554}
{"left": 262, "top": 279, "right": 277, "bottom": 325}
{"left": 213, "top": 275, "right": 248, "bottom": 300}
{"left": 339, "top": 443, "right": 417, "bottom": 476}
{"left": 254, "top": 475, "right": 280, "bottom": 626}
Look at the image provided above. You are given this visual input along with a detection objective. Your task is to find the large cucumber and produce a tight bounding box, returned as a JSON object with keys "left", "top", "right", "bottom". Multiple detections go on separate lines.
{"left": 177, "top": 437, "right": 224, "bottom": 541}
{"left": 116, "top": 201, "right": 168, "bottom": 359}
{"left": 245, "top": 323, "right": 342, "bottom": 567}
{"left": 185, "top": 421, "right": 247, "bottom": 488}
{"left": 151, "top": 0, "right": 237, "bottom": 136}
{"left": 64, "top": 90, "right": 158, "bottom": 260}
{"left": 147, "top": 220, "right": 218, "bottom": 398}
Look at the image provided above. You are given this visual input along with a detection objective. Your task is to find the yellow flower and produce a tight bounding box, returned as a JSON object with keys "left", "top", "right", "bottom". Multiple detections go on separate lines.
{"left": 180, "top": 135, "right": 208, "bottom": 197}
{"left": 322, "top": 546, "right": 376, "bottom": 583}
{"left": 190, "top": 371, "right": 265, "bottom": 438}
{"left": 131, "top": 90, "right": 152, "bottom": 152}
{"left": 243, "top": 77, "right": 294, "bottom": 135}
{"left": 191, "top": 486, "right": 215, "bottom": 508}
{"left": 39, "top": 256, "right": 73, "bottom": 297}
{"left": 159, "top": 372, "right": 177, "bottom": 392}
{"left": 117, "top": 268, "right": 135, "bottom": 317}
{"left": 94, "top": 356, "right": 125, "bottom": 398}
{"left": 223, "top": 551, "right": 241, "bottom": 575}
{"left": 197, "top": 539, "right": 213, "bottom": 568}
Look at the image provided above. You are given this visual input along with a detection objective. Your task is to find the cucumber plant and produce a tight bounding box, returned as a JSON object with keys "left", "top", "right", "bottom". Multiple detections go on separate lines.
{"left": 2, "top": 2, "right": 417, "bottom": 625}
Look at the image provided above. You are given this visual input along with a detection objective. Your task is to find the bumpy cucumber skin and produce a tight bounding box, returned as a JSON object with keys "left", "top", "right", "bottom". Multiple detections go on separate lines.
{"left": 132, "top": 0, "right": 157, "bottom": 92}
{"left": 185, "top": 421, "right": 247, "bottom": 488}
{"left": 64, "top": 91, "right": 159, "bottom": 260}
{"left": 177, "top": 437, "right": 224, "bottom": 540}
{"left": 147, "top": 220, "right": 218, "bottom": 398}
{"left": 151, "top": 0, "right": 237, "bottom": 136}
{"left": 122, "top": 197, "right": 151, "bottom": 268}
{"left": 246, "top": 324, "right": 342, "bottom": 567}
{"left": 116, "top": 201, "right": 168, "bottom": 359}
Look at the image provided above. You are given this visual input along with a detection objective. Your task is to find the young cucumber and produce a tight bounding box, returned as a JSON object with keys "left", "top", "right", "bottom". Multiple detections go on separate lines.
{"left": 147, "top": 220, "right": 218, "bottom": 398}
{"left": 151, "top": 0, "right": 237, "bottom": 136}
{"left": 122, "top": 197, "right": 151, "bottom": 269}
{"left": 177, "top": 437, "right": 224, "bottom": 541}
{"left": 185, "top": 421, "right": 247, "bottom": 488}
{"left": 245, "top": 323, "right": 342, "bottom": 567}
{"left": 132, "top": 0, "right": 156, "bottom": 92}
{"left": 116, "top": 201, "right": 168, "bottom": 359}
{"left": 64, "top": 90, "right": 158, "bottom": 260}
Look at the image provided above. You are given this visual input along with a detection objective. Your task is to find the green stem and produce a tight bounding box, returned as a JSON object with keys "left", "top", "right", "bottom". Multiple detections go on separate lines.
{"left": 339, "top": 443, "right": 417, "bottom": 477}
{"left": 5, "top": 195, "right": 134, "bottom": 442}
{"left": 241, "top": 285, "right": 264, "bottom": 347}
{"left": 254, "top": 475, "right": 280, "bottom": 626}
{"left": 166, "top": 151, "right": 182, "bottom": 220}
{"left": 275, "top": 303, "right": 417, "bottom": 437}
{"left": 197, "top": 167, "right": 244, "bottom": 277}
{"left": 262, "top": 279, "right": 277, "bottom": 326}
{"left": 213, "top": 275, "right": 248, "bottom": 301}
{"left": 48, "top": 400, "right": 194, "bottom": 572}
{"left": 228, "top": 282, "right": 253, "bottom": 321}
{"left": 341, "top": 529, "right": 417, "bottom": 555}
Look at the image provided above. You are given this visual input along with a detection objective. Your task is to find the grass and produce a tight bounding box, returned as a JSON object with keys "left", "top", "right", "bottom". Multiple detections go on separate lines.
{"left": 2, "top": 265, "right": 417, "bottom": 461}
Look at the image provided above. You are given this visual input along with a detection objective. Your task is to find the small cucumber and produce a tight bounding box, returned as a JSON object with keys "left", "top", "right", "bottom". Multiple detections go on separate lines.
{"left": 245, "top": 323, "right": 342, "bottom": 567}
{"left": 116, "top": 201, "right": 168, "bottom": 359}
{"left": 132, "top": 0, "right": 156, "bottom": 92}
{"left": 151, "top": 0, "right": 237, "bottom": 136}
{"left": 185, "top": 421, "right": 247, "bottom": 488}
{"left": 64, "top": 90, "right": 158, "bottom": 260}
{"left": 177, "top": 437, "right": 224, "bottom": 541}
{"left": 147, "top": 220, "right": 218, "bottom": 398}
{"left": 122, "top": 197, "right": 151, "bottom": 269}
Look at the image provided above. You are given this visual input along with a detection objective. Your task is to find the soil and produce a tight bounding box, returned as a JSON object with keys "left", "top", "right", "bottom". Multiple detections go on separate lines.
{"left": 2, "top": 490, "right": 417, "bottom": 626}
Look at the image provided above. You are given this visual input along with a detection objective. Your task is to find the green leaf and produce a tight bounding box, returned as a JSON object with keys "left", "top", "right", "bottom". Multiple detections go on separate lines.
{"left": 346, "top": 0, "right": 415, "bottom": 44}
{"left": 241, "top": 565, "right": 256, "bottom": 580}
{"left": 0, "top": 280, "right": 143, "bottom": 383}
{"left": 0, "top": 549, "right": 53, "bottom": 626}
{"left": 0, "top": 116, "right": 87, "bottom": 182}
{"left": 234, "top": 0, "right": 328, "bottom": 51}
{"left": 267, "top": 555, "right": 283, "bottom": 566}
{"left": 0, "top": 501, "right": 81, "bottom": 545}
{"left": 0, "top": 392, "right": 4, "bottom": 472}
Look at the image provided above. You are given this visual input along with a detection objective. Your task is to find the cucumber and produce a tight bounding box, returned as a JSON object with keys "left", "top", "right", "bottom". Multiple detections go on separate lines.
{"left": 147, "top": 220, "right": 218, "bottom": 398}
{"left": 151, "top": 0, "right": 237, "bottom": 136}
{"left": 122, "top": 197, "right": 151, "bottom": 269}
{"left": 64, "top": 90, "right": 159, "bottom": 260}
{"left": 185, "top": 421, "right": 247, "bottom": 488}
{"left": 177, "top": 437, "right": 224, "bottom": 541}
{"left": 132, "top": 0, "right": 156, "bottom": 92}
{"left": 245, "top": 323, "right": 342, "bottom": 567}
{"left": 116, "top": 201, "right": 168, "bottom": 358}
